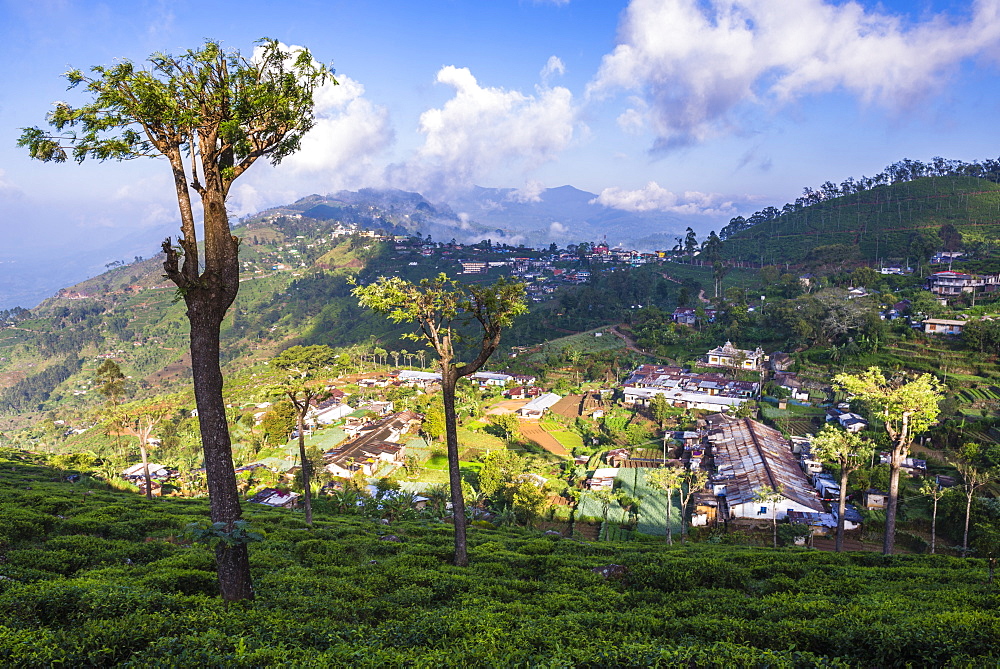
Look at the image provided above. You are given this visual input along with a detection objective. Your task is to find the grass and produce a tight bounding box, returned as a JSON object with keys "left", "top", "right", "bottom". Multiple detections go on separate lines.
{"left": 577, "top": 468, "right": 680, "bottom": 537}
{"left": 416, "top": 454, "right": 482, "bottom": 484}
{"left": 546, "top": 429, "right": 584, "bottom": 451}
{"left": 514, "top": 327, "right": 625, "bottom": 365}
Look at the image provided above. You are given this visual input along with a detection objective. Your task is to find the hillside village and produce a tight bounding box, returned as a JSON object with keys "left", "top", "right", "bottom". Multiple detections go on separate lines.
{"left": 5, "top": 177, "right": 1000, "bottom": 558}
{"left": 9, "top": 13, "right": 1000, "bottom": 664}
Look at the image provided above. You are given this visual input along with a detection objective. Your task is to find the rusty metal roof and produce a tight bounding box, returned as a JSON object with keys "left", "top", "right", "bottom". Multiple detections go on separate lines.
{"left": 709, "top": 417, "right": 824, "bottom": 512}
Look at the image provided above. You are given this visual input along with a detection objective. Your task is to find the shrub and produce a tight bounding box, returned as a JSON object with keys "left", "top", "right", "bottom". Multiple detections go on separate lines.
{"left": 140, "top": 568, "right": 218, "bottom": 596}
{"left": 0, "top": 506, "right": 55, "bottom": 543}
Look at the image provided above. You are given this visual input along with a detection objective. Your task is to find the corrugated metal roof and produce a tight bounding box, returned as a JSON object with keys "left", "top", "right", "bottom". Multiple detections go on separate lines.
{"left": 710, "top": 417, "right": 824, "bottom": 512}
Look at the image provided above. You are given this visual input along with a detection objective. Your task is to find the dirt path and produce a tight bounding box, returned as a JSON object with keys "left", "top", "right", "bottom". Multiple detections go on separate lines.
{"left": 519, "top": 421, "right": 569, "bottom": 457}
{"left": 484, "top": 399, "right": 530, "bottom": 415}
{"left": 609, "top": 326, "right": 646, "bottom": 356}
{"left": 609, "top": 326, "right": 673, "bottom": 362}
{"left": 809, "top": 536, "right": 881, "bottom": 552}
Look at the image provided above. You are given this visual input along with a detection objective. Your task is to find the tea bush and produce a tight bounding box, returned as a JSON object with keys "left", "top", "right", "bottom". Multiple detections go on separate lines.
{"left": 1, "top": 454, "right": 1000, "bottom": 666}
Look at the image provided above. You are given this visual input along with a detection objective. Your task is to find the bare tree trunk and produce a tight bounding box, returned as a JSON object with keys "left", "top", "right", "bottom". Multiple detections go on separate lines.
{"left": 883, "top": 416, "right": 909, "bottom": 555}
{"left": 835, "top": 465, "right": 849, "bottom": 552}
{"left": 441, "top": 366, "right": 468, "bottom": 566}
{"left": 188, "top": 293, "right": 253, "bottom": 602}
{"left": 930, "top": 495, "right": 938, "bottom": 554}
{"left": 964, "top": 492, "right": 973, "bottom": 556}
{"left": 772, "top": 509, "right": 778, "bottom": 549}
{"left": 884, "top": 450, "right": 902, "bottom": 555}
{"left": 141, "top": 441, "right": 153, "bottom": 501}
{"left": 665, "top": 489, "right": 673, "bottom": 545}
{"left": 297, "top": 409, "right": 312, "bottom": 526}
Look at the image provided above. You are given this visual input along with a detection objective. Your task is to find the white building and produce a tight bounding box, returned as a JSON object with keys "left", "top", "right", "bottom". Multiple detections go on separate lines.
{"left": 518, "top": 393, "right": 561, "bottom": 418}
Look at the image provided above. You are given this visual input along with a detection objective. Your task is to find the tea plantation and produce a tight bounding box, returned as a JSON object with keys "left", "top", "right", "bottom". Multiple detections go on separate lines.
{"left": 1, "top": 448, "right": 999, "bottom": 667}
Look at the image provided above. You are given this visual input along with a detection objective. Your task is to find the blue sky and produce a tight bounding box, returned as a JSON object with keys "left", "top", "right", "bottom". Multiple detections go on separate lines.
{"left": 2, "top": 0, "right": 1000, "bottom": 270}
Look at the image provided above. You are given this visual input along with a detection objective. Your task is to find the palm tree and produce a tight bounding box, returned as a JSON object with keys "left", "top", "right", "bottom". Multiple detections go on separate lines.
{"left": 330, "top": 487, "right": 360, "bottom": 514}
{"left": 425, "top": 484, "right": 450, "bottom": 519}
{"left": 417, "top": 349, "right": 426, "bottom": 370}
{"left": 391, "top": 350, "right": 401, "bottom": 368}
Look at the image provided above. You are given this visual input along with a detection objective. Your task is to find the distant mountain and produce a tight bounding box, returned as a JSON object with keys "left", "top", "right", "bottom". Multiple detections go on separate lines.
{"left": 0, "top": 222, "right": 176, "bottom": 311}
{"left": 2, "top": 183, "right": 706, "bottom": 309}
{"left": 446, "top": 185, "right": 693, "bottom": 248}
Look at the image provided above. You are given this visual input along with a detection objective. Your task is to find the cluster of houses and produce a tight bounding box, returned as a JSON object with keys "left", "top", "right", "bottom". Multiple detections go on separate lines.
{"left": 925, "top": 270, "right": 1000, "bottom": 298}
{"left": 585, "top": 412, "right": 910, "bottom": 539}
{"left": 323, "top": 410, "right": 422, "bottom": 478}
{"left": 620, "top": 363, "right": 760, "bottom": 413}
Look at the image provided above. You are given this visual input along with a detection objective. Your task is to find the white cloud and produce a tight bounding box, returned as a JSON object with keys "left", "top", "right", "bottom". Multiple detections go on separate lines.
{"left": 227, "top": 71, "right": 394, "bottom": 216}
{"left": 549, "top": 221, "right": 570, "bottom": 235}
{"left": 589, "top": 0, "right": 1000, "bottom": 150}
{"left": 508, "top": 180, "right": 547, "bottom": 203}
{"left": 591, "top": 181, "right": 735, "bottom": 215}
{"left": 391, "top": 65, "right": 577, "bottom": 195}
{"left": 284, "top": 74, "right": 394, "bottom": 180}
{"left": 541, "top": 55, "right": 566, "bottom": 86}
{"left": 145, "top": 0, "right": 174, "bottom": 40}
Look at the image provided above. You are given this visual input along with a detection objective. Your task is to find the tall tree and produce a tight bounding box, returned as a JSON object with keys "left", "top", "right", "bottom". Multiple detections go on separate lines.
{"left": 104, "top": 396, "right": 177, "bottom": 500}
{"left": 20, "top": 39, "right": 331, "bottom": 601}
{"left": 95, "top": 360, "right": 127, "bottom": 406}
{"left": 647, "top": 466, "right": 683, "bottom": 545}
{"left": 955, "top": 443, "right": 998, "bottom": 556}
{"left": 753, "top": 485, "right": 786, "bottom": 548}
{"left": 833, "top": 367, "right": 943, "bottom": 554}
{"left": 809, "top": 424, "right": 875, "bottom": 551}
{"left": 270, "top": 345, "right": 338, "bottom": 526}
{"left": 95, "top": 360, "right": 128, "bottom": 456}
{"left": 677, "top": 469, "right": 709, "bottom": 541}
{"left": 354, "top": 274, "right": 526, "bottom": 566}
{"left": 684, "top": 227, "right": 699, "bottom": 259}
{"left": 919, "top": 477, "right": 947, "bottom": 554}
{"left": 938, "top": 224, "right": 963, "bottom": 252}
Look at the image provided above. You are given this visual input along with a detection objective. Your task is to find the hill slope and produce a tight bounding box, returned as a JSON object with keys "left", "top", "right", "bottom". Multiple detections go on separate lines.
{"left": 2, "top": 448, "right": 1000, "bottom": 667}
{"left": 723, "top": 175, "right": 1000, "bottom": 266}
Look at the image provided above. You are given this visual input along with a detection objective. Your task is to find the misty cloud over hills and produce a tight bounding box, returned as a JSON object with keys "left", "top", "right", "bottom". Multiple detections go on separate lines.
{"left": 1, "top": 185, "right": 711, "bottom": 310}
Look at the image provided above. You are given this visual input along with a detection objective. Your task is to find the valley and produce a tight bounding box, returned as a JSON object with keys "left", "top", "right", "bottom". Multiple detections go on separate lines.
{"left": 4, "top": 173, "right": 1000, "bottom": 664}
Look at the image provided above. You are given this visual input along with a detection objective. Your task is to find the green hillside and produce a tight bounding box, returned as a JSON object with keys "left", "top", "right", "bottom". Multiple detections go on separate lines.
{"left": 723, "top": 175, "right": 1000, "bottom": 266}
{"left": 3, "top": 449, "right": 1000, "bottom": 667}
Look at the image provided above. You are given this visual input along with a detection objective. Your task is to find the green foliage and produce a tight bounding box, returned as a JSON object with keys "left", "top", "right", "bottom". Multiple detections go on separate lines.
{"left": 478, "top": 449, "right": 526, "bottom": 499}
{"left": 723, "top": 174, "right": 1000, "bottom": 265}
{"left": 261, "top": 400, "right": 296, "bottom": 446}
{"left": 185, "top": 520, "right": 264, "bottom": 549}
{"left": 2, "top": 460, "right": 1000, "bottom": 666}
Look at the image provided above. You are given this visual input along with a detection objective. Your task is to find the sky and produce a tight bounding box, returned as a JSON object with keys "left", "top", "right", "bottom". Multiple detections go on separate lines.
{"left": 2, "top": 0, "right": 1000, "bottom": 291}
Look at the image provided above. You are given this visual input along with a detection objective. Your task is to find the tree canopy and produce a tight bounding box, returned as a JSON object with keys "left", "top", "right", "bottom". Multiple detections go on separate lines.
{"left": 354, "top": 273, "right": 526, "bottom": 567}
{"left": 20, "top": 38, "right": 332, "bottom": 603}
